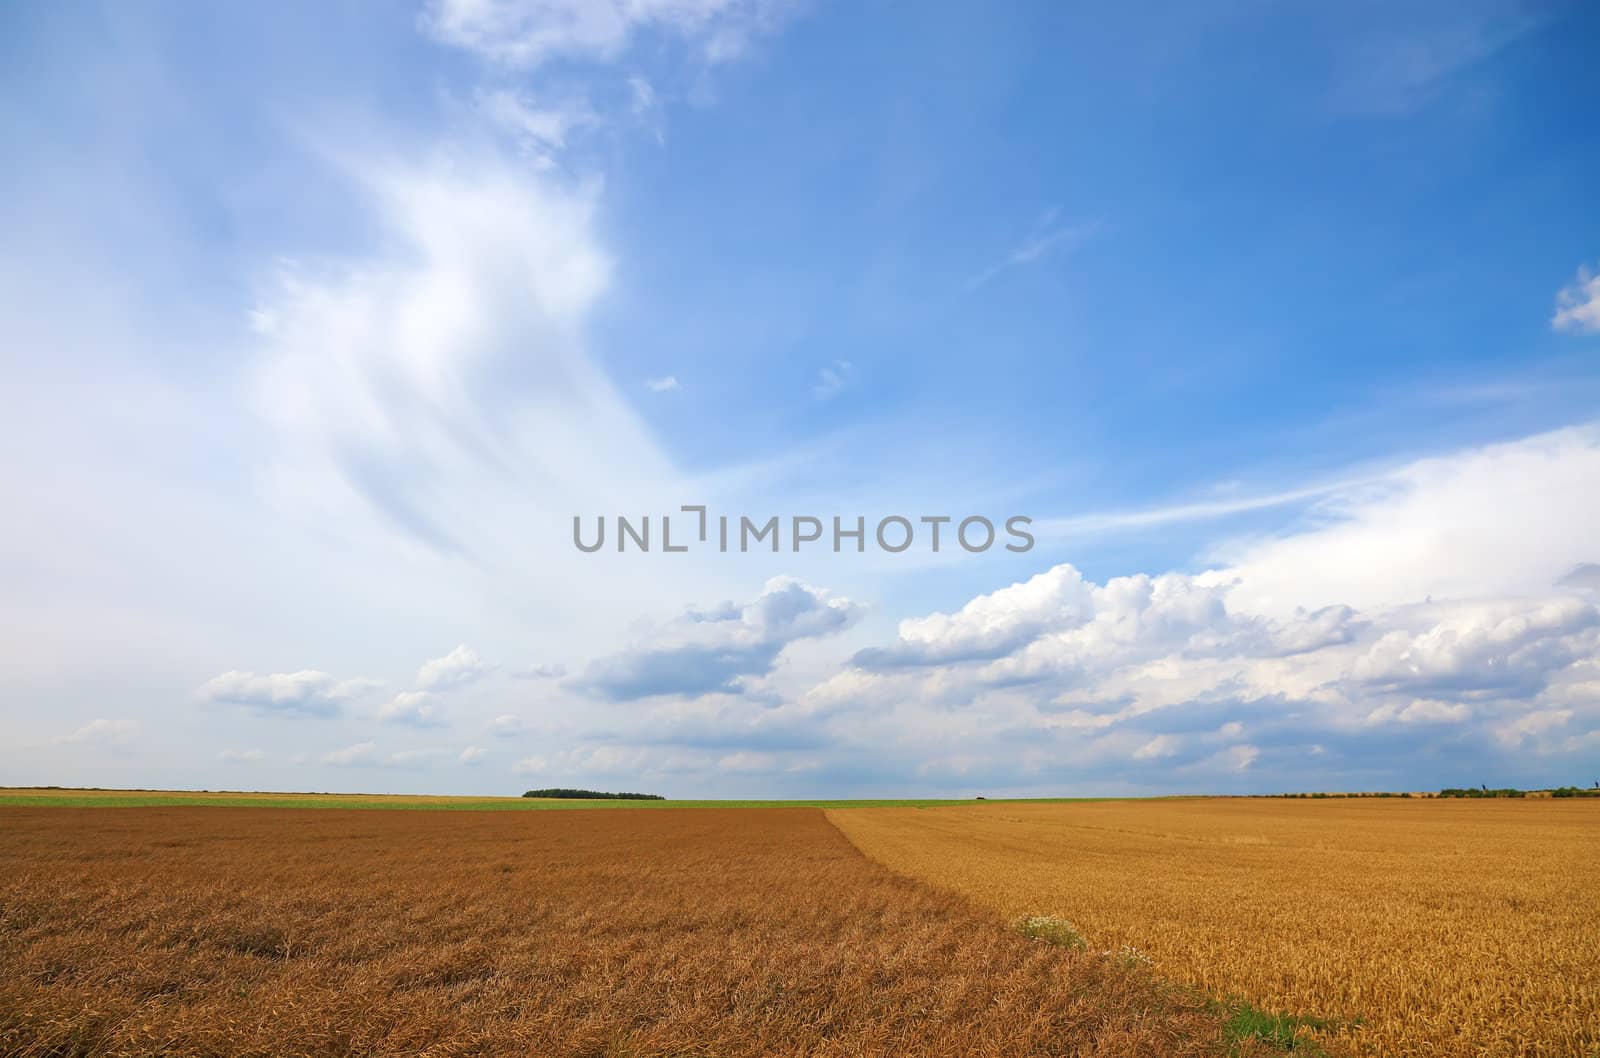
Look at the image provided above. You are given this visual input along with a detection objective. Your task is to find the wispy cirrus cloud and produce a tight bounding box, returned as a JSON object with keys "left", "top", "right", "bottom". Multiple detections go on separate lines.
{"left": 1331, "top": 2, "right": 1550, "bottom": 118}
{"left": 966, "top": 207, "right": 1092, "bottom": 290}
{"left": 476, "top": 88, "right": 600, "bottom": 168}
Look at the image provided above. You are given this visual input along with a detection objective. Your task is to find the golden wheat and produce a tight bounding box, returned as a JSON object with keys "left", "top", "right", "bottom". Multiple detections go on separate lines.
{"left": 830, "top": 798, "right": 1600, "bottom": 1058}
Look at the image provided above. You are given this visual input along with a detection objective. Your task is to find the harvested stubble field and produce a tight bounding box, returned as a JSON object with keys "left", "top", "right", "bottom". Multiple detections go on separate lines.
{"left": 0, "top": 806, "right": 1249, "bottom": 1058}
{"left": 830, "top": 798, "right": 1600, "bottom": 1058}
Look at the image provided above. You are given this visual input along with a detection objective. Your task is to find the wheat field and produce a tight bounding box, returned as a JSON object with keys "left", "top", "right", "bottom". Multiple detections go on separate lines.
{"left": 0, "top": 805, "right": 1247, "bottom": 1058}
{"left": 831, "top": 798, "right": 1600, "bottom": 1058}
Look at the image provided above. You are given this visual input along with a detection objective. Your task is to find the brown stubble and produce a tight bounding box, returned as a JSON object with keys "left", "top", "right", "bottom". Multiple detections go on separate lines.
{"left": 0, "top": 807, "right": 1238, "bottom": 1058}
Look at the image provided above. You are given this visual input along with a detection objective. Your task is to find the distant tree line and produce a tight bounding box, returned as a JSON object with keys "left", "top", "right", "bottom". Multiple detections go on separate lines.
{"left": 1259, "top": 783, "right": 1599, "bottom": 799}
{"left": 1439, "top": 785, "right": 1600, "bottom": 798}
{"left": 1268, "top": 791, "right": 1415, "bottom": 798}
{"left": 521, "top": 788, "right": 665, "bottom": 800}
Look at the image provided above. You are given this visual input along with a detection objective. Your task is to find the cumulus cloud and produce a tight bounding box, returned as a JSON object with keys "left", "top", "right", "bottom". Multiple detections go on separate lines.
{"left": 574, "top": 576, "right": 859, "bottom": 701}
{"left": 417, "top": 645, "right": 493, "bottom": 691}
{"left": 490, "top": 714, "right": 532, "bottom": 737}
{"left": 1553, "top": 264, "right": 1600, "bottom": 334}
{"left": 646, "top": 375, "right": 680, "bottom": 392}
{"left": 58, "top": 718, "right": 139, "bottom": 745}
{"left": 512, "top": 663, "right": 567, "bottom": 680}
{"left": 1364, "top": 699, "right": 1470, "bottom": 726}
{"left": 1557, "top": 563, "right": 1600, "bottom": 592}
{"left": 420, "top": 0, "right": 794, "bottom": 69}
{"left": 853, "top": 564, "right": 1095, "bottom": 669}
{"left": 459, "top": 745, "right": 488, "bottom": 763}
{"left": 784, "top": 427, "right": 1600, "bottom": 790}
{"left": 832, "top": 552, "right": 1600, "bottom": 790}
{"left": 1495, "top": 708, "right": 1573, "bottom": 748}
{"left": 853, "top": 565, "right": 1349, "bottom": 680}
{"left": 387, "top": 748, "right": 450, "bottom": 767}
{"left": 1213, "top": 744, "right": 1260, "bottom": 773}
{"left": 1133, "top": 734, "right": 1179, "bottom": 760}
{"left": 321, "top": 741, "right": 378, "bottom": 766}
{"left": 1348, "top": 597, "right": 1598, "bottom": 700}
{"left": 199, "top": 670, "right": 380, "bottom": 716}
{"left": 1216, "top": 425, "right": 1600, "bottom": 616}
{"left": 219, "top": 748, "right": 265, "bottom": 763}
{"left": 377, "top": 690, "right": 447, "bottom": 727}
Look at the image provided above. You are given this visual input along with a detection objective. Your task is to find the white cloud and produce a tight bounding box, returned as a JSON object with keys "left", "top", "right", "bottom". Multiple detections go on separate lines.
{"left": 417, "top": 645, "right": 493, "bottom": 691}
{"left": 1215, "top": 425, "right": 1600, "bottom": 616}
{"left": 377, "top": 690, "right": 447, "bottom": 727}
{"left": 1133, "top": 734, "right": 1180, "bottom": 760}
{"left": 846, "top": 562, "right": 1600, "bottom": 744}
{"left": 574, "top": 576, "right": 860, "bottom": 700}
{"left": 855, "top": 565, "right": 1314, "bottom": 684}
{"left": 1558, "top": 563, "right": 1600, "bottom": 593}
{"left": 459, "top": 745, "right": 488, "bottom": 763}
{"left": 1331, "top": 6, "right": 1548, "bottom": 118}
{"left": 854, "top": 564, "right": 1094, "bottom": 668}
{"left": 321, "top": 741, "right": 378, "bottom": 766}
{"left": 716, "top": 749, "right": 779, "bottom": 773}
{"left": 244, "top": 148, "right": 727, "bottom": 637}
{"left": 477, "top": 88, "right": 599, "bottom": 168}
{"left": 825, "top": 425, "right": 1600, "bottom": 790}
{"left": 1553, "top": 264, "right": 1600, "bottom": 334}
{"left": 629, "top": 76, "right": 658, "bottom": 114}
{"left": 1034, "top": 478, "right": 1360, "bottom": 539}
{"left": 512, "top": 663, "right": 567, "bottom": 680}
{"left": 646, "top": 375, "right": 681, "bottom": 392}
{"left": 219, "top": 748, "right": 266, "bottom": 763}
{"left": 387, "top": 748, "right": 450, "bottom": 767}
{"left": 812, "top": 360, "right": 853, "bottom": 401}
{"left": 58, "top": 718, "right": 139, "bottom": 745}
{"left": 1495, "top": 708, "right": 1573, "bottom": 748}
{"left": 1215, "top": 744, "right": 1260, "bottom": 773}
{"left": 967, "top": 207, "right": 1092, "bottom": 290}
{"left": 490, "top": 713, "right": 531, "bottom": 737}
{"left": 1366, "top": 699, "right": 1470, "bottom": 726}
{"left": 250, "top": 153, "right": 628, "bottom": 559}
{"left": 199, "top": 670, "right": 380, "bottom": 716}
{"left": 1349, "top": 597, "right": 1597, "bottom": 699}
{"left": 420, "top": 0, "right": 793, "bottom": 69}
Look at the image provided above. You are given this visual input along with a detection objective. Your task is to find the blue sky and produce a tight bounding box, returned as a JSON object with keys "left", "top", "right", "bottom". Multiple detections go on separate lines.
{"left": 3, "top": 0, "right": 1599, "bottom": 797}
